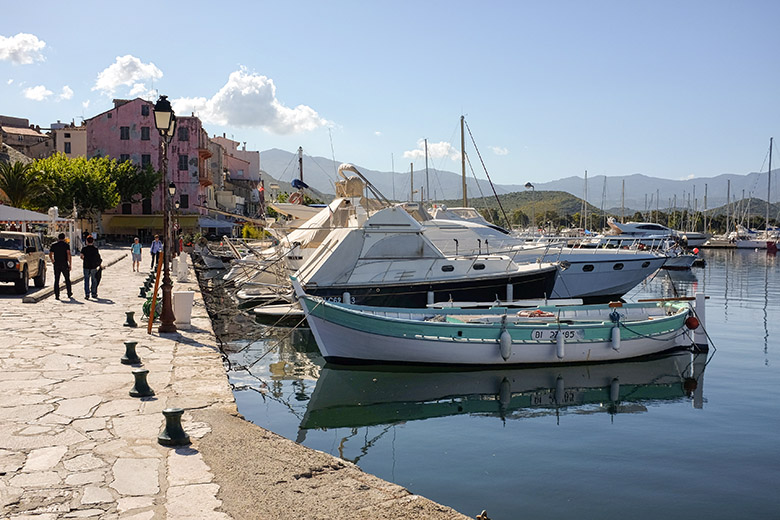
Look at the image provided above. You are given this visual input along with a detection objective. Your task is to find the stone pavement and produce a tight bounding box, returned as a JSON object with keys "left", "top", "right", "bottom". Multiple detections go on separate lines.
{"left": 0, "top": 248, "right": 470, "bottom": 520}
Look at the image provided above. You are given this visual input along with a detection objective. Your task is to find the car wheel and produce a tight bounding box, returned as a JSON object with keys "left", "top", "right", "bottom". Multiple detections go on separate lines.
{"left": 33, "top": 261, "right": 46, "bottom": 288}
{"left": 15, "top": 266, "right": 29, "bottom": 294}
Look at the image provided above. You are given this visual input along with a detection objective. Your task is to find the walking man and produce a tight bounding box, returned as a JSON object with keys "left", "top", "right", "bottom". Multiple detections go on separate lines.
{"left": 80, "top": 235, "right": 102, "bottom": 299}
{"left": 49, "top": 233, "right": 72, "bottom": 300}
{"left": 150, "top": 234, "right": 163, "bottom": 269}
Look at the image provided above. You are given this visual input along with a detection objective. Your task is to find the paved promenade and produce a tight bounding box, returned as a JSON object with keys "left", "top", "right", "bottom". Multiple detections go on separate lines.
{"left": 0, "top": 248, "right": 470, "bottom": 519}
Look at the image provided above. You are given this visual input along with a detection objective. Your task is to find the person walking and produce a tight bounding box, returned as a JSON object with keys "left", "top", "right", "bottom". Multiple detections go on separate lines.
{"left": 80, "top": 235, "right": 102, "bottom": 299}
{"left": 49, "top": 233, "right": 72, "bottom": 300}
{"left": 130, "top": 237, "right": 142, "bottom": 272}
{"left": 150, "top": 234, "right": 163, "bottom": 269}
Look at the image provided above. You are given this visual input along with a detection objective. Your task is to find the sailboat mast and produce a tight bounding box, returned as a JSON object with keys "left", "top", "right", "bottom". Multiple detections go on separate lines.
{"left": 298, "top": 146, "right": 303, "bottom": 182}
{"left": 768, "top": 137, "right": 773, "bottom": 231}
{"left": 461, "top": 115, "right": 467, "bottom": 207}
{"left": 621, "top": 179, "right": 625, "bottom": 223}
{"left": 391, "top": 153, "right": 395, "bottom": 201}
{"left": 726, "top": 179, "right": 731, "bottom": 234}
{"left": 410, "top": 163, "right": 414, "bottom": 202}
{"left": 424, "top": 138, "right": 430, "bottom": 206}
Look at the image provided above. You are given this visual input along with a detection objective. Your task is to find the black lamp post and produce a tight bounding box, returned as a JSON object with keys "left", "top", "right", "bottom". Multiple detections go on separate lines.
{"left": 153, "top": 95, "right": 177, "bottom": 334}
{"left": 525, "top": 182, "right": 535, "bottom": 234}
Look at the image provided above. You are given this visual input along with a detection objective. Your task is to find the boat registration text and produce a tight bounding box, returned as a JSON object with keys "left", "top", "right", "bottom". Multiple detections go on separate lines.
{"left": 531, "top": 329, "right": 585, "bottom": 341}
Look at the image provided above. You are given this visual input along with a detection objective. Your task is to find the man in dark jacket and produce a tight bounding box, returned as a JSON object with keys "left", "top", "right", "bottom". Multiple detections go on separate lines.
{"left": 49, "top": 233, "right": 72, "bottom": 300}
{"left": 80, "top": 235, "right": 102, "bottom": 299}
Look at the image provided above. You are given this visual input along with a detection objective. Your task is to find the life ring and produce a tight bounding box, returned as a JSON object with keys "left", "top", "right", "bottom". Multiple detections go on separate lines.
{"left": 289, "top": 192, "right": 303, "bottom": 204}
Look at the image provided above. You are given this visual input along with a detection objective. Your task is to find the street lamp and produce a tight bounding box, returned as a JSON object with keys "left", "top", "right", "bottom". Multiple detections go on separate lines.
{"left": 524, "top": 182, "right": 535, "bottom": 236}
{"left": 153, "top": 95, "right": 177, "bottom": 334}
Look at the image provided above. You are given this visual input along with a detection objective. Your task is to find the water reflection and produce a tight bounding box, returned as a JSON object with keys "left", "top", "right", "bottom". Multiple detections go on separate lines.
{"left": 299, "top": 352, "right": 707, "bottom": 431}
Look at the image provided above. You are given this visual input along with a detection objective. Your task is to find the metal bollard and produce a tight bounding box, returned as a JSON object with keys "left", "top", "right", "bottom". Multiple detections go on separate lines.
{"left": 129, "top": 368, "right": 155, "bottom": 397}
{"left": 158, "top": 408, "right": 190, "bottom": 446}
{"left": 139, "top": 286, "right": 147, "bottom": 298}
{"left": 121, "top": 340, "right": 141, "bottom": 365}
{"left": 123, "top": 311, "right": 138, "bottom": 328}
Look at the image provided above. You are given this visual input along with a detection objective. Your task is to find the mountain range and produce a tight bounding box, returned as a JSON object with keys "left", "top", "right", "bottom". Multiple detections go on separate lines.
{"left": 259, "top": 148, "right": 778, "bottom": 212}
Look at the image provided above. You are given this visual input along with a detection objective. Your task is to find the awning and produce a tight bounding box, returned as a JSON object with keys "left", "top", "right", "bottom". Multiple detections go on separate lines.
{"left": 105, "top": 215, "right": 200, "bottom": 233}
{"left": 0, "top": 205, "right": 72, "bottom": 224}
{"left": 199, "top": 217, "right": 235, "bottom": 229}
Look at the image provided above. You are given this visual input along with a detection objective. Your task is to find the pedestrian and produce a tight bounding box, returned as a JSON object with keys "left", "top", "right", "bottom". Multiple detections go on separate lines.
{"left": 49, "top": 233, "right": 72, "bottom": 300}
{"left": 80, "top": 235, "right": 102, "bottom": 299}
{"left": 150, "top": 234, "right": 163, "bottom": 269}
{"left": 130, "top": 237, "right": 142, "bottom": 272}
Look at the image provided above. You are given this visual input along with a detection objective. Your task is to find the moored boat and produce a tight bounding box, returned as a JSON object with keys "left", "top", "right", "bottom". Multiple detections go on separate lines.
{"left": 293, "top": 278, "right": 699, "bottom": 366}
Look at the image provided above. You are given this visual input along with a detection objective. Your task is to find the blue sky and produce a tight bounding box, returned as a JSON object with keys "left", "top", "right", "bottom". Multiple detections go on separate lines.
{"left": 2, "top": 0, "right": 779, "bottom": 185}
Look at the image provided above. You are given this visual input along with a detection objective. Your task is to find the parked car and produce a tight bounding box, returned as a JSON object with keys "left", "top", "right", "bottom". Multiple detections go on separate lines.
{"left": 0, "top": 231, "right": 47, "bottom": 294}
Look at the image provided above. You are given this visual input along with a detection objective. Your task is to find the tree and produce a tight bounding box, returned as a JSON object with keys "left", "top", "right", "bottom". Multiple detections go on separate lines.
{"left": 32, "top": 153, "right": 120, "bottom": 232}
{"left": 108, "top": 161, "right": 162, "bottom": 204}
{"left": 0, "top": 161, "right": 40, "bottom": 208}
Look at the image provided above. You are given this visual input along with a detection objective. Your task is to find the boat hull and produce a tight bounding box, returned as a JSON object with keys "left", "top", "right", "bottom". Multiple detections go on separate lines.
{"left": 303, "top": 265, "right": 557, "bottom": 307}
{"left": 300, "top": 297, "right": 692, "bottom": 366}
{"left": 550, "top": 255, "right": 666, "bottom": 300}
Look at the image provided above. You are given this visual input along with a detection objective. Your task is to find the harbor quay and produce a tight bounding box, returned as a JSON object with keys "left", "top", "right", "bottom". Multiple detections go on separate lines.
{"left": 0, "top": 249, "right": 470, "bottom": 520}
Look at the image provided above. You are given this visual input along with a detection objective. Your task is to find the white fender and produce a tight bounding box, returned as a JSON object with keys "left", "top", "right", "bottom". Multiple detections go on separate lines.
{"left": 499, "top": 330, "right": 512, "bottom": 361}
{"left": 556, "top": 333, "right": 565, "bottom": 359}
{"left": 611, "top": 326, "right": 621, "bottom": 351}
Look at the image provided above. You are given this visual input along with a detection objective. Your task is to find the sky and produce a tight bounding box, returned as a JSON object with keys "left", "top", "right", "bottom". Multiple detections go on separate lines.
{"left": 2, "top": 0, "right": 779, "bottom": 186}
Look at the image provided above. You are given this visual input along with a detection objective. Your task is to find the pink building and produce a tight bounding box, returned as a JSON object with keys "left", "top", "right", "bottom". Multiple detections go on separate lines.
{"left": 86, "top": 98, "right": 210, "bottom": 237}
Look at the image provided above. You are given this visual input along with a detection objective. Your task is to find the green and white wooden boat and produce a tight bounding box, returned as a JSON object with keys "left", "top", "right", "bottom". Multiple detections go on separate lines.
{"left": 293, "top": 277, "right": 699, "bottom": 366}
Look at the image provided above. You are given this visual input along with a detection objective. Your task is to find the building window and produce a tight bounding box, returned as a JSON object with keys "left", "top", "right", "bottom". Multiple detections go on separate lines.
{"left": 107, "top": 113, "right": 112, "bottom": 119}
{"left": 180, "top": 194, "right": 189, "bottom": 209}
{"left": 141, "top": 154, "right": 151, "bottom": 167}
{"left": 141, "top": 127, "right": 150, "bottom": 141}
{"left": 120, "top": 127, "right": 130, "bottom": 140}
{"left": 64, "top": 133, "right": 71, "bottom": 138}
{"left": 120, "top": 154, "right": 130, "bottom": 163}
{"left": 64, "top": 142, "right": 71, "bottom": 154}
{"left": 142, "top": 198, "right": 152, "bottom": 215}
{"left": 141, "top": 105, "right": 150, "bottom": 116}
{"left": 178, "top": 154, "right": 188, "bottom": 170}
{"left": 178, "top": 127, "right": 189, "bottom": 141}
{"left": 122, "top": 203, "right": 132, "bottom": 214}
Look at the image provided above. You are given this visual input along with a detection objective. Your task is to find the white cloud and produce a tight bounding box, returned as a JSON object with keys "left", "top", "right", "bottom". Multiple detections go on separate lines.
{"left": 403, "top": 139, "right": 461, "bottom": 161}
{"left": 92, "top": 55, "right": 163, "bottom": 96}
{"left": 173, "top": 67, "right": 328, "bottom": 134}
{"left": 681, "top": 174, "right": 696, "bottom": 180}
{"left": 82, "top": 100, "right": 90, "bottom": 110}
{"left": 7, "top": 79, "right": 14, "bottom": 85}
{"left": 59, "top": 85, "right": 74, "bottom": 100}
{"left": 374, "top": 131, "right": 382, "bottom": 137}
{"left": 0, "top": 33, "right": 46, "bottom": 65}
{"left": 23, "top": 85, "right": 53, "bottom": 101}
{"left": 490, "top": 146, "right": 509, "bottom": 156}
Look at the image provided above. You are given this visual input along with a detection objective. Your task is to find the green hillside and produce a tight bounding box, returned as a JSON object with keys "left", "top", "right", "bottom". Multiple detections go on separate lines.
{"left": 437, "top": 190, "right": 602, "bottom": 229}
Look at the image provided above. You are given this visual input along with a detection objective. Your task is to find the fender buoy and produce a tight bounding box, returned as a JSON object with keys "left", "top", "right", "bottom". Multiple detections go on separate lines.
{"left": 685, "top": 316, "right": 700, "bottom": 330}
{"left": 499, "top": 330, "right": 512, "bottom": 361}
{"left": 289, "top": 192, "right": 303, "bottom": 204}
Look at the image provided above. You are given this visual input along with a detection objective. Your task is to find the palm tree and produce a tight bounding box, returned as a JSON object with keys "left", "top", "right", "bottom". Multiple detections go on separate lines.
{"left": 0, "top": 161, "right": 40, "bottom": 208}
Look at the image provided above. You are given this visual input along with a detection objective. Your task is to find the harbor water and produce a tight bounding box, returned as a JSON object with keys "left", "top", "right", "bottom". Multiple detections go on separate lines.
{"left": 224, "top": 249, "right": 780, "bottom": 519}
